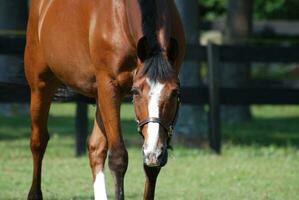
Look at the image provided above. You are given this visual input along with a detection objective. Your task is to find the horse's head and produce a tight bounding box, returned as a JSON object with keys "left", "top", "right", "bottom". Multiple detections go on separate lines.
{"left": 132, "top": 37, "right": 180, "bottom": 167}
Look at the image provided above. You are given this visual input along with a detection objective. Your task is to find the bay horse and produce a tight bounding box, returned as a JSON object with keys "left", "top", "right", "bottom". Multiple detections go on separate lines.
{"left": 25, "top": 0, "right": 185, "bottom": 199}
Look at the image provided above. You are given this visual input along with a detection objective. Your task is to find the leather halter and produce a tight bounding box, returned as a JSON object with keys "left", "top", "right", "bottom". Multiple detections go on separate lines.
{"left": 136, "top": 95, "right": 181, "bottom": 147}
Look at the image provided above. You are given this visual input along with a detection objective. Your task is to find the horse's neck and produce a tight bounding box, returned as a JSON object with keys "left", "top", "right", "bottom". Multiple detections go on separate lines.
{"left": 155, "top": 0, "right": 172, "bottom": 49}
{"left": 125, "top": 0, "right": 172, "bottom": 50}
{"left": 125, "top": 0, "right": 143, "bottom": 41}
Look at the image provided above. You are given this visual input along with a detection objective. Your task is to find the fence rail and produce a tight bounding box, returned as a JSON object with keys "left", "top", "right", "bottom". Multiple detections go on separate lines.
{"left": 201, "top": 20, "right": 299, "bottom": 36}
{"left": 2, "top": 35, "right": 299, "bottom": 63}
{"left": 1, "top": 35, "right": 299, "bottom": 153}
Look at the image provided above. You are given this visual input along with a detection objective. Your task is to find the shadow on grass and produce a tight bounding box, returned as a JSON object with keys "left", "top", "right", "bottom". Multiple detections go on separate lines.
{"left": 0, "top": 115, "right": 75, "bottom": 140}
{"left": 71, "top": 193, "right": 139, "bottom": 200}
{"left": 0, "top": 114, "right": 298, "bottom": 148}
{"left": 0, "top": 114, "right": 138, "bottom": 140}
{"left": 223, "top": 117, "right": 299, "bottom": 147}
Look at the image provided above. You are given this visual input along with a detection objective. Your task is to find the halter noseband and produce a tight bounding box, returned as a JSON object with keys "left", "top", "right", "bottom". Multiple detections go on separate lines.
{"left": 136, "top": 95, "right": 181, "bottom": 147}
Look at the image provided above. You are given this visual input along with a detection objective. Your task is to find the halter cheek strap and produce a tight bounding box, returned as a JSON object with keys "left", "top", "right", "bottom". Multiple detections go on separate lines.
{"left": 137, "top": 117, "right": 168, "bottom": 133}
{"left": 136, "top": 96, "right": 181, "bottom": 147}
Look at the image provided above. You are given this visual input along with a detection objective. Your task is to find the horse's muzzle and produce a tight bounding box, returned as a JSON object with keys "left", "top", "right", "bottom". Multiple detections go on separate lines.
{"left": 143, "top": 149, "right": 168, "bottom": 167}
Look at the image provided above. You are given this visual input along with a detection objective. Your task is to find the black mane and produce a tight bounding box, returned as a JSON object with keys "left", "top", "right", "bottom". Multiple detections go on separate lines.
{"left": 141, "top": 53, "right": 174, "bottom": 82}
{"left": 138, "top": 0, "right": 160, "bottom": 51}
{"left": 138, "top": 0, "right": 174, "bottom": 82}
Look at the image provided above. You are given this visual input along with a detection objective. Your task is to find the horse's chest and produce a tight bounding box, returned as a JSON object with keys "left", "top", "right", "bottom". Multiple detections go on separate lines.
{"left": 115, "top": 72, "right": 134, "bottom": 95}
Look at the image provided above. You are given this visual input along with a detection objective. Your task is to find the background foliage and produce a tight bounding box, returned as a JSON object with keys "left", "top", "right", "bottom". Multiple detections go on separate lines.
{"left": 199, "top": 0, "right": 299, "bottom": 20}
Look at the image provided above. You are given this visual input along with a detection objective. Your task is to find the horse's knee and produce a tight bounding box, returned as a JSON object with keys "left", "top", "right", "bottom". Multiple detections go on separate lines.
{"left": 88, "top": 136, "right": 108, "bottom": 156}
{"left": 88, "top": 138, "right": 108, "bottom": 170}
{"left": 30, "top": 130, "right": 49, "bottom": 153}
{"left": 108, "top": 147, "right": 128, "bottom": 175}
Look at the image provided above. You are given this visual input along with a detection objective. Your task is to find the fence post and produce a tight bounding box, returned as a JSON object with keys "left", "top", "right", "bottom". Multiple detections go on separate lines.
{"left": 207, "top": 43, "right": 221, "bottom": 153}
{"left": 0, "top": 1, "right": 28, "bottom": 115}
{"left": 75, "top": 102, "right": 88, "bottom": 156}
{"left": 175, "top": 0, "right": 207, "bottom": 139}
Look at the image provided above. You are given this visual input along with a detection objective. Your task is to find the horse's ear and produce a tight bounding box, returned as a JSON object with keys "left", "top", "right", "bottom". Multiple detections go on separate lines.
{"left": 167, "top": 37, "right": 179, "bottom": 62}
{"left": 137, "top": 36, "right": 150, "bottom": 62}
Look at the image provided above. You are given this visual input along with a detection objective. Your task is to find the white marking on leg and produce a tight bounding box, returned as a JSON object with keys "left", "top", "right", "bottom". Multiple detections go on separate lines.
{"left": 94, "top": 171, "right": 108, "bottom": 200}
{"left": 144, "top": 79, "right": 165, "bottom": 155}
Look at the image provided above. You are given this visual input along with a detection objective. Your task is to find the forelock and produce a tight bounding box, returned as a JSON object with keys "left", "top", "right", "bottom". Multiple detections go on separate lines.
{"left": 141, "top": 53, "right": 174, "bottom": 83}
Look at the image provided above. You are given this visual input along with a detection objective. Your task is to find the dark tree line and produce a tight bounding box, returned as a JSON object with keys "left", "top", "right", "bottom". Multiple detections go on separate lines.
{"left": 199, "top": 0, "right": 299, "bottom": 20}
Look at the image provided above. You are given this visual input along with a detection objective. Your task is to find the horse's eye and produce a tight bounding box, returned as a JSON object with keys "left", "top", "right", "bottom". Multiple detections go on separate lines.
{"left": 170, "top": 89, "right": 180, "bottom": 98}
{"left": 131, "top": 88, "right": 140, "bottom": 96}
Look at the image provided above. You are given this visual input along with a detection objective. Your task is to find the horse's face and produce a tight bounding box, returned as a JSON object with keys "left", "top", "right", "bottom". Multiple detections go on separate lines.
{"left": 132, "top": 77, "right": 180, "bottom": 167}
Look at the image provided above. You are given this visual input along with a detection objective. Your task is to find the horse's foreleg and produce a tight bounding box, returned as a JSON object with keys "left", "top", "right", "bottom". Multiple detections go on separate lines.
{"left": 97, "top": 78, "right": 128, "bottom": 200}
{"left": 88, "top": 108, "right": 108, "bottom": 200}
{"left": 108, "top": 144, "right": 128, "bottom": 200}
{"left": 27, "top": 81, "right": 59, "bottom": 200}
{"left": 143, "top": 165, "right": 161, "bottom": 200}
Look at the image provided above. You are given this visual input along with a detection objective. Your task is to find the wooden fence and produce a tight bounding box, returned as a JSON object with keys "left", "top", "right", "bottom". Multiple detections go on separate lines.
{"left": 201, "top": 20, "right": 299, "bottom": 37}
{"left": 1, "top": 35, "right": 299, "bottom": 154}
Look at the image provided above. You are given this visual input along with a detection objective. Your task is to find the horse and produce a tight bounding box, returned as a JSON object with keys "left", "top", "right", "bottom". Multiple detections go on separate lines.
{"left": 25, "top": 0, "right": 185, "bottom": 199}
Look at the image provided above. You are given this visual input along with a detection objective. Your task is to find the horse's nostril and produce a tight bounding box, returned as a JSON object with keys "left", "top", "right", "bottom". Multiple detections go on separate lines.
{"left": 157, "top": 150, "right": 164, "bottom": 161}
{"left": 157, "top": 154, "right": 162, "bottom": 161}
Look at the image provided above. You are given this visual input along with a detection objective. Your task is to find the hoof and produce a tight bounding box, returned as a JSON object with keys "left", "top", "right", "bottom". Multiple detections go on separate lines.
{"left": 27, "top": 189, "right": 43, "bottom": 200}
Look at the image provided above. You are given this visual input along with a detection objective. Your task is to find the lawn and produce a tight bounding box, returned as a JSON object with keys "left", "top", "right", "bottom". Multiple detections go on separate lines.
{"left": 0, "top": 104, "right": 299, "bottom": 200}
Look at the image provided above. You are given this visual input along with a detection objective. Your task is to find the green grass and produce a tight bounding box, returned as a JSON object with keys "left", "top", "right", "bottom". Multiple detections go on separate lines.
{"left": 1, "top": 104, "right": 299, "bottom": 199}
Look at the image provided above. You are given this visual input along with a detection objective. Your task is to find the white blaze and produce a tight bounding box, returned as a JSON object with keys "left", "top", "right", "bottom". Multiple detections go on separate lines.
{"left": 94, "top": 171, "right": 107, "bottom": 200}
{"left": 144, "top": 79, "right": 165, "bottom": 155}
